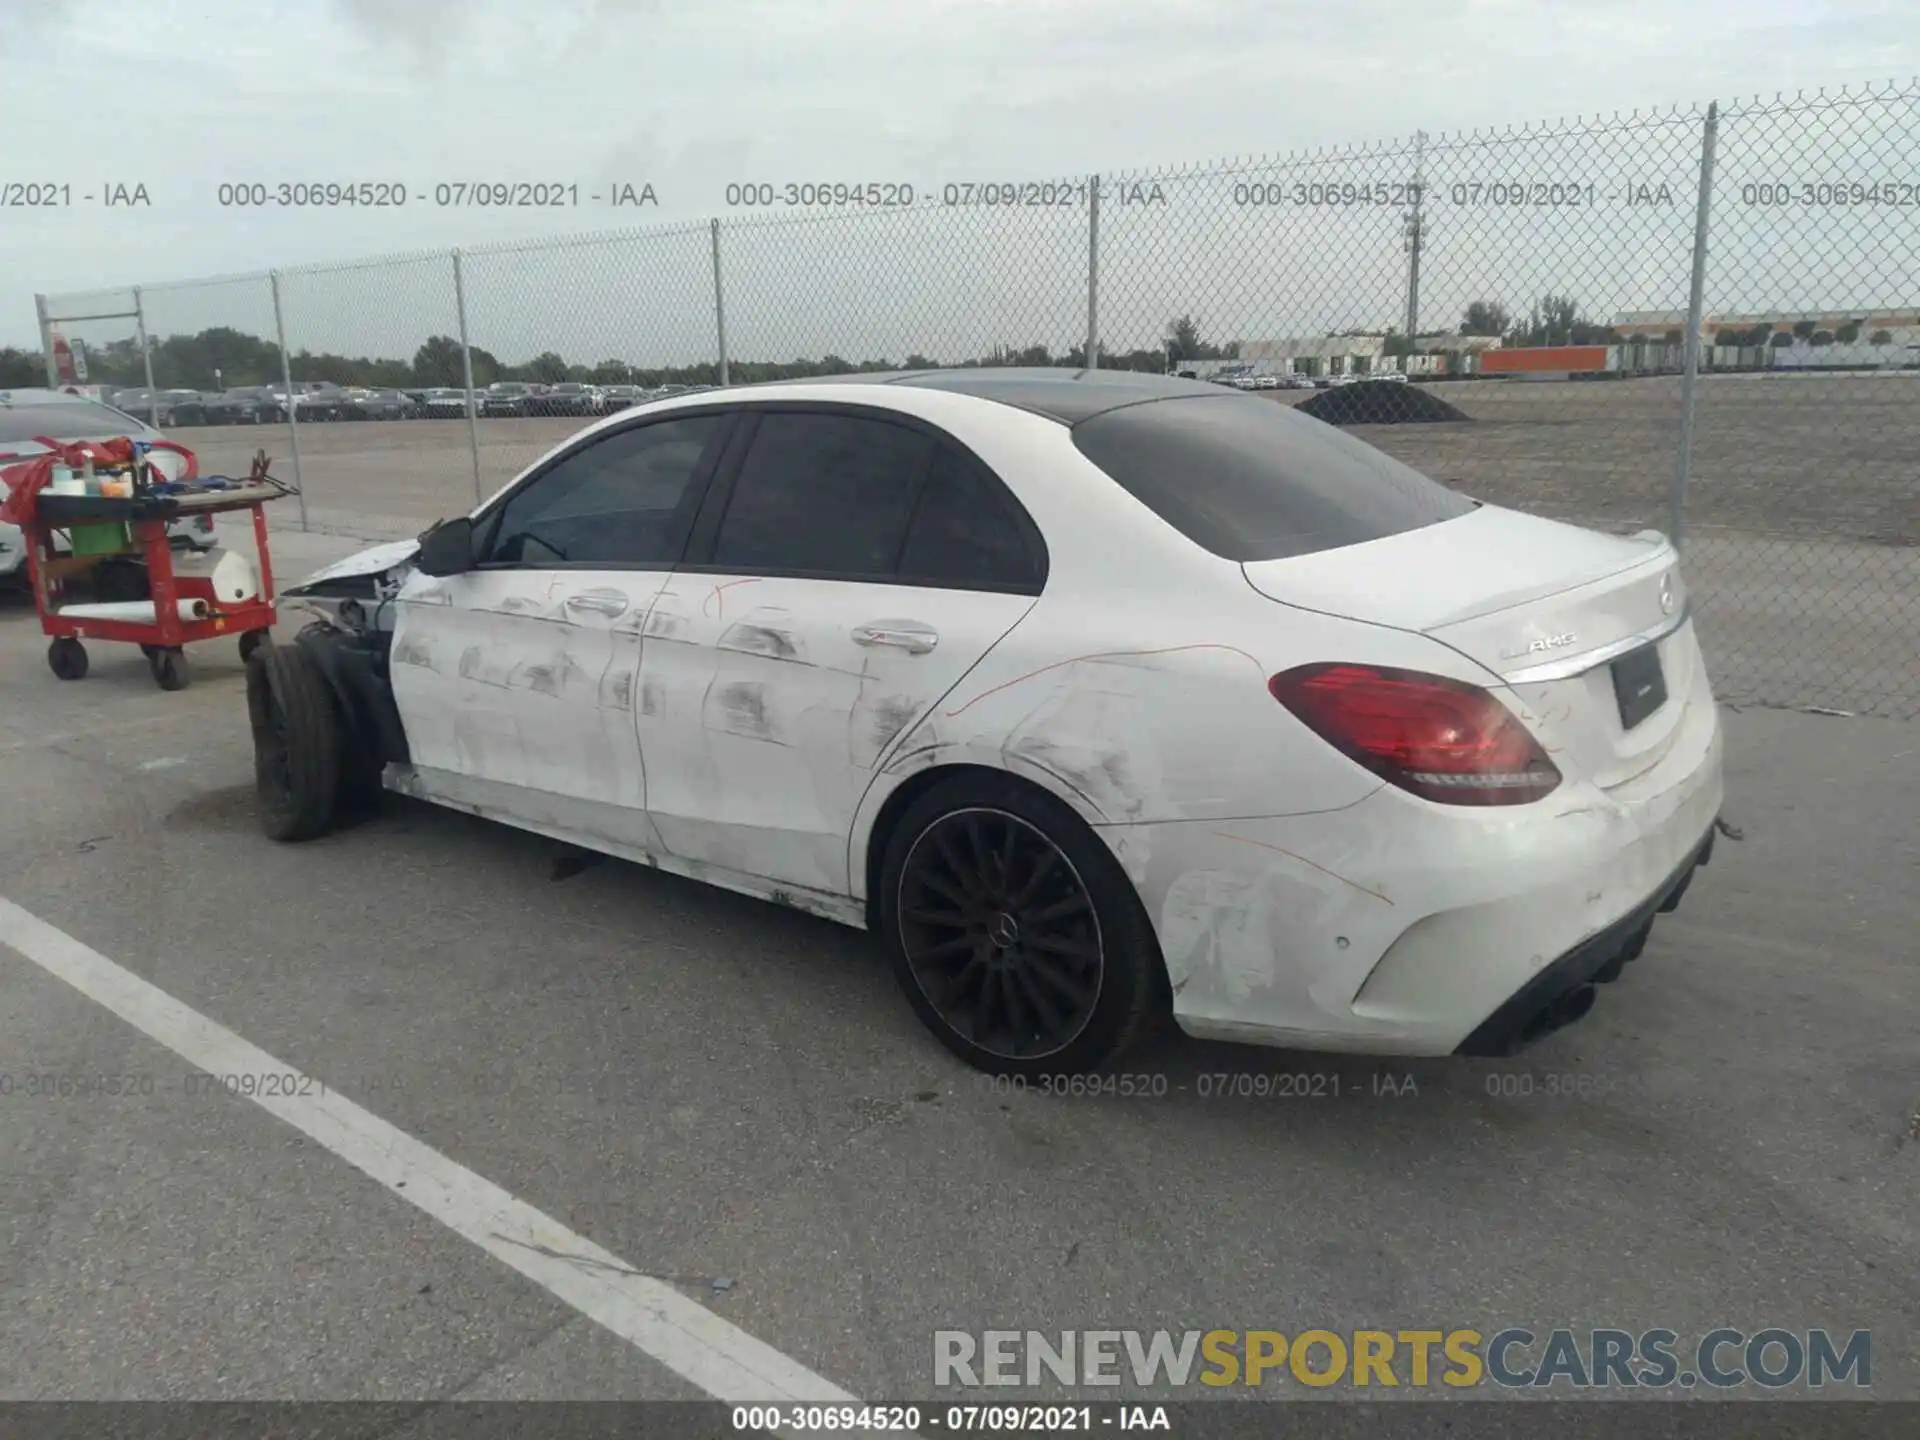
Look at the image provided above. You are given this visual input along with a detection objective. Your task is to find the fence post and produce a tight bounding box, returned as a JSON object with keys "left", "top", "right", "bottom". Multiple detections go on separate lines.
{"left": 452, "top": 247, "right": 483, "bottom": 504}
{"left": 1669, "top": 101, "right": 1719, "bottom": 552}
{"left": 270, "top": 269, "right": 310, "bottom": 532}
{"left": 1084, "top": 175, "right": 1101, "bottom": 370}
{"left": 710, "top": 218, "right": 729, "bottom": 387}
{"left": 34, "top": 294, "right": 57, "bottom": 387}
{"left": 133, "top": 286, "right": 157, "bottom": 397}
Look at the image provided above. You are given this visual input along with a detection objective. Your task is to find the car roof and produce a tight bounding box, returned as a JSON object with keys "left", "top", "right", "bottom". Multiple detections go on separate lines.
{"left": 748, "top": 367, "right": 1231, "bottom": 424}
{"left": 0, "top": 387, "right": 125, "bottom": 405}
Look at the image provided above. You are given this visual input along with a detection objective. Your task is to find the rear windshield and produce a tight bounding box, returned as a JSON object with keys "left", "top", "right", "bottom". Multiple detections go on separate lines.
{"left": 0, "top": 399, "right": 142, "bottom": 443}
{"left": 1071, "top": 395, "right": 1475, "bottom": 562}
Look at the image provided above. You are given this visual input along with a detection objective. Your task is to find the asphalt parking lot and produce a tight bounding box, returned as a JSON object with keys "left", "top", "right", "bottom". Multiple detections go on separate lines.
{"left": 0, "top": 516, "right": 1914, "bottom": 1405}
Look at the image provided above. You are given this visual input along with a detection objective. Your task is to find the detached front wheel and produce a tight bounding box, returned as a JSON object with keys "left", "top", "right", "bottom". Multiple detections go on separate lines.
{"left": 246, "top": 643, "right": 341, "bottom": 841}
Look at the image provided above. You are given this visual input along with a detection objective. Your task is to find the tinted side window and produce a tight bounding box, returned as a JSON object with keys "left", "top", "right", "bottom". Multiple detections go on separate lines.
{"left": 897, "top": 445, "right": 1043, "bottom": 590}
{"left": 712, "top": 413, "right": 931, "bottom": 575}
{"left": 484, "top": 415, "right": 725, "bottom": 566}
{"left": 1071, "top": 395, "right": 1475, "bottom": 562}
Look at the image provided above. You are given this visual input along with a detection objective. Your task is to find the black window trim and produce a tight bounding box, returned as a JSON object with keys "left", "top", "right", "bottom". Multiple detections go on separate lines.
{"left": 678, "top": 400, "right": 1050, "bottom": 597}
{"left": 469, "top": 405, "right": 742, "bottom": 573}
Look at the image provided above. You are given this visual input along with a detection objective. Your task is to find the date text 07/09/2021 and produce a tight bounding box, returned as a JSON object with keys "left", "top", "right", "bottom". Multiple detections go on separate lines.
{"left": 0, "top": 1071, "right": 357, "bottom": 1100}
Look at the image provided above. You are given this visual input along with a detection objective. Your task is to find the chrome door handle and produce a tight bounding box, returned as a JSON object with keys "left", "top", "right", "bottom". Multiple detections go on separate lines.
{"left": 564, "top": 589, "right": 630, "bottom": 617}
{"left": 852, "top": 623, "right": 939, "bottom": 654}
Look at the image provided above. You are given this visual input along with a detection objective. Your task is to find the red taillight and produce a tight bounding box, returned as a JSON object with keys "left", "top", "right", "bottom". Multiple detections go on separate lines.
{"left": 1268, "top": 662, "right": 1561, "bottom": 806}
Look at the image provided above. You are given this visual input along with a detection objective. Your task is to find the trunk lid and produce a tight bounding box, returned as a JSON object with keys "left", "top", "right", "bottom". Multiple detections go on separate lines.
{"left": 1242, "top": 506, "right": 1697, "bottom": 790}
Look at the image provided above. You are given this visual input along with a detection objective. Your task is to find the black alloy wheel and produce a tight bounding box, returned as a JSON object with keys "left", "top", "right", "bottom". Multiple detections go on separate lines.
{"left": 898, "top": 807, "right": 1107, "bottom": 1062}
{"left": 882, "top": 778, "right": 1168, "bottom": 1076}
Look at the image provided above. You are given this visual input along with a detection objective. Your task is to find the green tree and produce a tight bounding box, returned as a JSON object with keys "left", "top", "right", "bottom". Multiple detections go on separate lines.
{"left": 1462, "top": 300, "right": 1509, "bottom": 336}
{"left": 1869, "top": 329, "right": 1893, "bottom": 345}
{"left": 413, "top": 335, "right": 467, "bottom": 385}
{"left": 1167, "top": 314, "right": 1203, "bottom": 363}
{"left": 1793, "top": 319, "right": 1817, "bottom": 340}
{"left": 1835, "top": 321, "right": 1862, "bottom": 344}
{"left": 0, "top": 347, "right": 45, "bottom": 386}
{"left": 526, "top": 351, "right": 569, "bottom": 384}
{"left": 1166, "top": 314, "right": 1232, "bottom": 363}
{"left": 1809, "top": 330, "right": 1835, "bottom": 347}
{"left": 466, "top": 346, "right": 501, "bottom": 386}
{"left": 1510, "top": 295, "right": 1573, "bottom": 346}
{"left": 150, "top": 326, "right": 284, "bottom": 387}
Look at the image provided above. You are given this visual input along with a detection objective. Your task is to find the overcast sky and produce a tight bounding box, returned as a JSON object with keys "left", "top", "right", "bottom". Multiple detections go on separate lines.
{"left": 3, "top": 0, "right": 1914, "bottom": 354}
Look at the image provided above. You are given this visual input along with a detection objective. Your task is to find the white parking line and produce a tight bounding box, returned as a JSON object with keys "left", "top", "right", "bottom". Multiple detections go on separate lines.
{"left": 0, "top": 893, "right": 857, "bottom": 1405}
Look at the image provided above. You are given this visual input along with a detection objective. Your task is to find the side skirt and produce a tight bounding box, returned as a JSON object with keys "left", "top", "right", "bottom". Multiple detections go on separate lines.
{"left": 382, "top": 763, "right": 868, "bottom": 930}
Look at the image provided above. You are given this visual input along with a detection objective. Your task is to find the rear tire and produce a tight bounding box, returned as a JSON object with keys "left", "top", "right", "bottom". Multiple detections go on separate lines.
{"left": 878, "top": 774, "right": 1166, "bottom": 1077}
{"left": 247, "top": 643, "right": 341, "bottom": 841}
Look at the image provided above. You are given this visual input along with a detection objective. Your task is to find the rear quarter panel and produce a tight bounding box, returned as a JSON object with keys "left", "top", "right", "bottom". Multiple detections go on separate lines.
{"left": 828, "top": 400, "right": 1509, "bottom": 899}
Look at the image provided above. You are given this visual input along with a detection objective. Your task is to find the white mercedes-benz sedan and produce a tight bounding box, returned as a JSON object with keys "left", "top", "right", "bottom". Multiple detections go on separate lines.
{"left": 255, "top": 369, "right": 1726, "bottom": 1074}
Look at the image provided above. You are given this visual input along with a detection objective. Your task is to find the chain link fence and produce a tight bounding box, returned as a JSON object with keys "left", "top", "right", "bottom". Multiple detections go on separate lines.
{"left": 33, "top": 80, "right": 1919, "bottom": 717}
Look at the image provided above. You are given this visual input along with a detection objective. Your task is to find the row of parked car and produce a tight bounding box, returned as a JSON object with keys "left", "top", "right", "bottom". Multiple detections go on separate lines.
{"left": 104, "top": 381, "right": 716, "bottom": 427}
{"left": 1205, "top": 372, "right": 1410, "bottom": 391}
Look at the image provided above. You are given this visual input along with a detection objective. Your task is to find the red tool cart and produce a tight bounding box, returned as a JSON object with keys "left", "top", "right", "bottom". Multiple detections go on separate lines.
{"left": 9, "top": 448, "right": 289, "bottom": 691}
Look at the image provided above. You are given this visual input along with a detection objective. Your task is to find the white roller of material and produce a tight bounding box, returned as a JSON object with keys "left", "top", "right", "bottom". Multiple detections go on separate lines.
{"left": 56, "top": 599, "right": 211, "bottom": 622}
{"left": 171, "top": 546, "right": 260, "bottom": 602}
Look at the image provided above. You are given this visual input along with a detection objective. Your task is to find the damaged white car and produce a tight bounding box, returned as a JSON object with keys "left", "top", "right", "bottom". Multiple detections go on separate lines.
{"left": 256, "top": 369, "right": 1726, "bottom": 1074}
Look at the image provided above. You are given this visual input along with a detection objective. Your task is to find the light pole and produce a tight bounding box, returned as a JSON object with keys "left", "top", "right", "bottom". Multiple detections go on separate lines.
{"left": 1403, "top": 130, "right": 1427, "bottom": 348}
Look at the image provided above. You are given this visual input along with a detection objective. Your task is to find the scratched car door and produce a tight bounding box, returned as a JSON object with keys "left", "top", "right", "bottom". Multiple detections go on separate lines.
{"left": 635, "top": 410, "right": 1043, "bottom": 900}
{"left": 388, "top": 413, "right": 732, "bottom": 848}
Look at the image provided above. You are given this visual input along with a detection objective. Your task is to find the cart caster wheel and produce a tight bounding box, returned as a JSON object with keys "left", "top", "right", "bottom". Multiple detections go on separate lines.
{"left": 149, "top": 647, "right": 190, "bottom": 691}
{"left": 238, "top": 628, "right": 270, "bottom": 664}
{"left": 48, "top": 637, "right": 89, "bottom": 681}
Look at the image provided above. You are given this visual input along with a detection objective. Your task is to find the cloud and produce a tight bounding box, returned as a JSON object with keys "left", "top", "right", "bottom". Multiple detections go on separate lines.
{"left": 2, "top": 0, "right": 1914, "bottom": 347}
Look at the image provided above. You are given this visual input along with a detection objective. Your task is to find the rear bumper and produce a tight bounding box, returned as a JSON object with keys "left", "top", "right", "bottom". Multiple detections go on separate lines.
{"left": 1119, "top": 670, "right": 1724, "bottom": 1056}
{"left": 1454, "top": 820, "right": 1715, "bottom": 1056}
